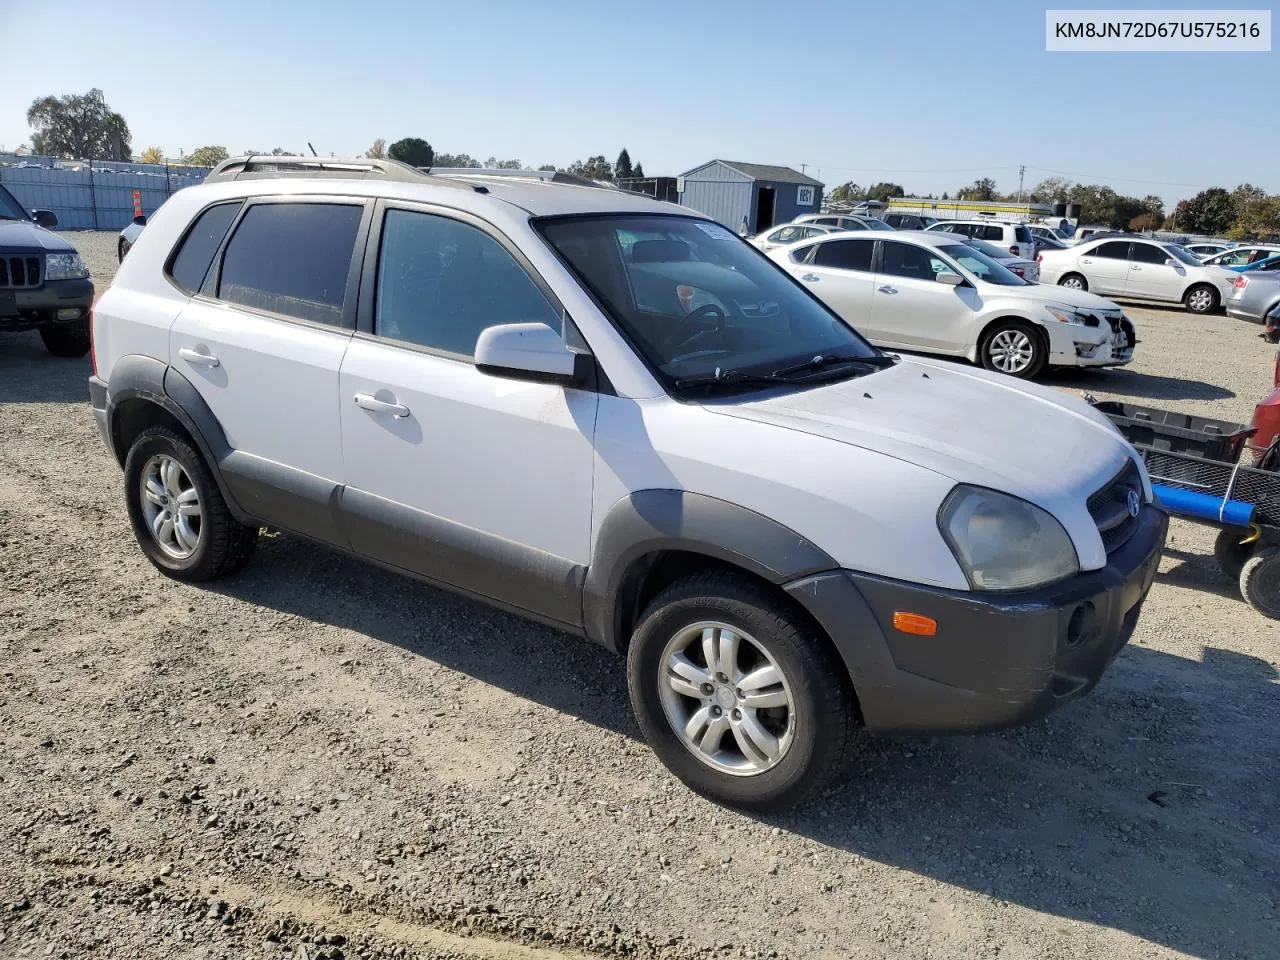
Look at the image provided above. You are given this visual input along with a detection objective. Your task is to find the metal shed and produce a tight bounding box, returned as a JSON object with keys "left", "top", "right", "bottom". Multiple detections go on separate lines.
{"left": 676, "top": 161, "right": 823, "bottom": 235}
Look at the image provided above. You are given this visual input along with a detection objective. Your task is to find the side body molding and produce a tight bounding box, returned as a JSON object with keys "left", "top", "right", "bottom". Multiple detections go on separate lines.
{"left": 582, "top": 489, "right": 838, "bottom": 651}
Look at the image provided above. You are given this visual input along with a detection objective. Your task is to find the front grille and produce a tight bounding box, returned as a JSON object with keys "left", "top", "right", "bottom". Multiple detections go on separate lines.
{"left": 1088, "top": 459, "right": 1143, "bottom": 553}
{"left": 0, "top": 256, "right": 42, "bottom": 288}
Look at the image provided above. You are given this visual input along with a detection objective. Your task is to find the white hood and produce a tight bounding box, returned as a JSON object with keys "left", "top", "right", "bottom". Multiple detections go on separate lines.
{"left": 983, "top": 280, "right": 1122, "bottom": 313}
{"left": 702, "top": 356, "right": 1141, "bottom": 569}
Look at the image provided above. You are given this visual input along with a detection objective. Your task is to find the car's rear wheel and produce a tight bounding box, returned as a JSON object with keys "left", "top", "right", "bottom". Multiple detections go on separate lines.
{"left": 123, "top": 425, "right": 258, "bottom": 581}
{"left": 1214, "top": 528, "right": 1255, "bottom": 581}
{"left": 626, "top": 570, "right": 855, "bottom": 811}
{"left": 1184, "top": 284, "right": 1219, "bottom": 314}
{"left": 979, "top": 320, "right": 1047, "bottom": 379}
{"left": 1059, "top": 273, "right": 1088, "bottom": 291}
{"left": 1240, "top": 546, "right": 1280, "bottom": 619}
{"left": 39, "top": 317, "right": 91, "bottom": 358}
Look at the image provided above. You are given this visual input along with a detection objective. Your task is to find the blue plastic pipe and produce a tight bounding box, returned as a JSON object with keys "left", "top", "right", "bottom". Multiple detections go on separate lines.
{"left": 1152, "top": 483, "right": 1255, "bottom": 527}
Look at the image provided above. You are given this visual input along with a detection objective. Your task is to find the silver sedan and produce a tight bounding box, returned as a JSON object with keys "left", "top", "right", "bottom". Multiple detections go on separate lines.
{"left": 1226, "top": 271, "right": 1280, "bottom": 323}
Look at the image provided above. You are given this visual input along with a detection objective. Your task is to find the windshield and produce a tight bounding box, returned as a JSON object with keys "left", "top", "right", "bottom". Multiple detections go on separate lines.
{"left": 935, "top": 242, "right": 1029, "bottom": 286}
{"left": 0, "top": 185, "right": 29, "bottom": 221}
{"left": 1165, "top": 243, "right": 1204, "bottom": 266}
{"left": 862, "top": 218, "right": 895, "bottom": 231}
{"left": 537, "top": 215, "right": 880, "bottom": 386}
{"left": 962, "top": 237, "right": 1012, "bottom": 260}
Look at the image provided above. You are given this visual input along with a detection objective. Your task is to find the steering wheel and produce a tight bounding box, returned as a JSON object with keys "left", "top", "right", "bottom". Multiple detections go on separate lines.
{"left": 662, "top": 303, "right": 726, "bottom": 356}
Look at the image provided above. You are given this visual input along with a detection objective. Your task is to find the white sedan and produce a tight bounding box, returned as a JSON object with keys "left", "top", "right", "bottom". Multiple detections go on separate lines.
{"left": 768, "top": 230, "right": 1134, "bottom": 379}
{"left": 749, "top": 222, "right": 845, "bottom": 252}
{"left": 1037, "top": 236, "right": 1239, "bottom": 313}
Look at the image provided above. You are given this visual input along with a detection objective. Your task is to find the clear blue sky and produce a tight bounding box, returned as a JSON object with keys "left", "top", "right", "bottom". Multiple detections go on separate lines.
{"left": 1, "top": 0, "right": 1275, "bottom": 208}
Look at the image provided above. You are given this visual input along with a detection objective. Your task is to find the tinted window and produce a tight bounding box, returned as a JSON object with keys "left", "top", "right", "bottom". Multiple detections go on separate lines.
{"left": 375, "top": 209, "right": 560, "bottom": 357}
{"left": 0, "top": 184, "right": 29, "bottom": 220}
{"left": 169, "top": 202, "right": 241, "bottom": 293}
{"left": 1130, "top": 243, "right": 1168, "bottom": 264}
{"left": 218, "top": 203, "right": 362, "bottom": 324}
{"left": 813, "top": 217, "right": 838, "bottom": 226}
{"left": 771, "top": 226, "right": 803, "bottom": 243}
{"left": 812, "top": 239, "right": 875, "bottom": 271}
{"left": 981, "top": 225, "right": 1005, "bottom": 241}
{"left": 1093, "top": 241, "right": 1130, "bottom": 260}
{"left": 1015, "top": 226, "right": 1033, "bottom": 243}
{"left": 880, "top": 241, "right": 942, "bottom": 280}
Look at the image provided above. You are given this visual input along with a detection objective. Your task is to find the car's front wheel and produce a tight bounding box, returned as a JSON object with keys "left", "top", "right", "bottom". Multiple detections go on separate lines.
{"left": 39, "top": 318, "right": 91, "bottom": 358}
{"left": 1184, "top": 284, "right": 1219, "bottom": 314}
{"left": 979, "top": 320, "right": 1047, "bottom": 379}
{"left": 626, "top": 570, "right": 855, "bottom": 811}
{"left": 123, "top": 425, "right": 259, "bottom": 581}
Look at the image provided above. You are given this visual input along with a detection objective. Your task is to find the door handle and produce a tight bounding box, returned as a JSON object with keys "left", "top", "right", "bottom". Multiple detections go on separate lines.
{"left": 178, "top": 347, "right": 220, "bottom": 367}
{"left": 1131, "top": 266, "right": 1142, "bottom": 271}
{"left": 353, "top": 393, "right": 410, "bottom": 419}
{"left": 878, "top": 285, "right": 898, "bottom": 294}
{"left": 800, "top": 273, "right": 820, "bottom": 282}
{"left": 1081, "top": 258, "right": 1093, "bottom": 264}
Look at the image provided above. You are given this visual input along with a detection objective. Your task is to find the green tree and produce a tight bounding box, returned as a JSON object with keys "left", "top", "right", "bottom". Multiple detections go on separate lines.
{"left": 615, "top": 148, "right": 634, "bottom": 180}
{"left": 1230, "top": 193, "right": 1280, "bottom": 240}
{"left": 434, "top": 153, "right": 480, "bottom": 168}
{"left": 484, "top": 157, "right": 523, "bottom": 169}
{"left": 388, "top": 137, "right": 434, "bottom": 167}
{"left": 27, "top": 88, "right": 132, "bottom": 160}
{"left": 865, "top": 182, "right": 905, "bottom": 202}
{"left": 957, "top": 177, "right": 997, "bottom": 201}
{"left": 632, "top": 162, "right": 645, "bottom": 178}
{"left": 185, "top": 145, "right": 229, "bottom": 168}
{"left": 829, "top": 182, "right": 865, "bottom": 204}
{"left": 1028, "top": 177, "right": 1073, "bottom": 204}
{"left": 537, "top": 164, "right": 557, "bottom": 172}
{"left": 1177, "top": 187, "right": 1235, "bottom": 235}
{"left": 567, "top": 155, "right": 614, "bottom": 181}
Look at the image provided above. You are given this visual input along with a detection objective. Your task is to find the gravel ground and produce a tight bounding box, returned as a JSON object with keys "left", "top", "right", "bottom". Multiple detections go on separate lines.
{"left": 1, "top": 231, "right": 1277, "bottom": 960}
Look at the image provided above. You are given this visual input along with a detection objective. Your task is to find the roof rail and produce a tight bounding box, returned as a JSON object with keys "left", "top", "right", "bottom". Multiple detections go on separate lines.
{"left": 204, "top": 155, "right": 450, "bottom": 185}
{"left": 420, "top": 167, "right": 617, "bottom": 190}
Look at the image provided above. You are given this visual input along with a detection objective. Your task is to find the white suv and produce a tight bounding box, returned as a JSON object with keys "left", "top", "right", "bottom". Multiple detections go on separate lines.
{"left": 926, "top": 219, "right": 1037, "bottom": 259}
{"left": 88, "top": 156, "right": 1167, "bottom": 811}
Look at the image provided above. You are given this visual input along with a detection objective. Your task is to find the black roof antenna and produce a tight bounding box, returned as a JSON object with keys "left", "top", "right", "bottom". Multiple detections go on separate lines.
{"left": 307, "top": 142, "right": 318, "bottom": 157}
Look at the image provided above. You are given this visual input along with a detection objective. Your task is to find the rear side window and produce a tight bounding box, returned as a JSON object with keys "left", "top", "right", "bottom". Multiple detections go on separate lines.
{"left": 981, "top": 225, "right": 1005, "bottom": 241}
{"left": 1015, "top": 226, "right": 1032, "bottom": 243}
{"left": 168, "top": 202, "right": 241, "bottom": 294}
{"left": 812, "top": 239, "right": 875, "bottom": 271}
{"left": 217, "top": 202, "right": 362, "bottom": 325}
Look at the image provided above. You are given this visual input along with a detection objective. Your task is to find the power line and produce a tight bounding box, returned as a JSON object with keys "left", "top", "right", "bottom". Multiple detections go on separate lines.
{"left": 1026, "top": 165, "right": 1216, "bottom": 190}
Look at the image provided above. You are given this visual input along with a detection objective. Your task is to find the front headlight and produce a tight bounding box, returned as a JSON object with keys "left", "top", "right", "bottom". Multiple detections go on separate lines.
{"left": 1045, "top": 303, "right": 1087, "bottom": 325}
{"left": 44, "top": 253, "right": 89, "bottom": 281}
{"left": 939, "top": 485, "right": 1079, "bottom": 591}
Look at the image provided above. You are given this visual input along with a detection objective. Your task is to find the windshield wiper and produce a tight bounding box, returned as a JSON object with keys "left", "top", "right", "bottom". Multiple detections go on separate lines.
{"left": 770, "top": 353, "right": 896, "bottom": 378}
{"left": 672, "top": 369, "right": 801, "bottom": 391}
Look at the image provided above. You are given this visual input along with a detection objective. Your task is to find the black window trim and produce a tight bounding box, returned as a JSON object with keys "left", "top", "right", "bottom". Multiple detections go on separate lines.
{"left": 163, "top": 199, "right": 245, "bottom": 297}
{"left": 195, "top": 194, "right": 375, "bottom": 333}
{"left": 809, "top": 236, "right": 878, "bottom": 273}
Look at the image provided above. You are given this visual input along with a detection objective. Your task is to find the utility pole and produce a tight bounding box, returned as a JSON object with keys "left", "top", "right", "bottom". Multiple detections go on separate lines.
{"left": 1017, "top": 164, "right": 1026, "bottom": 204}
{"left": 800, "top": 163, "right": 807, "bottom": 175}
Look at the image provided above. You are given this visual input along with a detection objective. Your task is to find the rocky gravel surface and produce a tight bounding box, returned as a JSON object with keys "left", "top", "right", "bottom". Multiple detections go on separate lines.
{"left": 1, "top": 232, "right": 1277, "bottom": 959}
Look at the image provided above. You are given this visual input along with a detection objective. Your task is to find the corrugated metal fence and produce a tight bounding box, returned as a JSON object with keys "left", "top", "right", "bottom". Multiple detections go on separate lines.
{"left": 0, "top": 154, "right": 213, "bottom": 230}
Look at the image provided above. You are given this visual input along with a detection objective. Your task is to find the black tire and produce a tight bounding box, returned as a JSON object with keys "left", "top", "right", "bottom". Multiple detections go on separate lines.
{"left": 1214, "top": 528, "right": 1255, "bottom": 582}
{"left": 1058, "top": 273, "right": 1088, "bottom": 292}
{"left": 39, "top": 318, "right": 91, "bottom": 358}
{"left": 1184, "top": 284, "right": 1219, "bottom": 315}
{"left": 118, "top": 239, "right": 127, "bottom": 263}
{"left": 978, "top": 320, "right": 1047, "bottom": 379}
{"left": 123, "top": 425, "right": 258, "bottom": 581}
{"left": 1240, "top": 546, "right": 1280, "bottom": 620}
{"left": 626, "top": 570, "right": 855, "bottom": 812}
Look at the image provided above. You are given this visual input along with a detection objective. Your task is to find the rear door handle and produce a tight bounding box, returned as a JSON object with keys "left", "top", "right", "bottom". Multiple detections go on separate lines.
{"left": 1131, "top": 266, "right": 1142, "bottom": 271}
{"left": 800, "top": 273, "right": 820, "bottom": 282}
{"left": 878, "top": 285, "right": 898, "bottom": 294}
{"left": 353, "top": 393, "right": 410, "bottom": 419}
{"left": 178, "top": 347, "right": 220, "bottom": 367}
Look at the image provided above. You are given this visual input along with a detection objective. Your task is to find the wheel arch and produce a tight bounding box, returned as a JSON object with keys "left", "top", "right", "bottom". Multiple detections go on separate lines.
{"left": 974, "top": 314, "right": 1050, "bottom": 361}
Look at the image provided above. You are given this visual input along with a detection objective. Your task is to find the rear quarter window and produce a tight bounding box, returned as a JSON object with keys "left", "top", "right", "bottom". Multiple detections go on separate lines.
{"left": 1015, "top": 226, "right": 1032, "bottom": 242}
{"left": 167, "top": 202, "right": 243, "bottom": 294}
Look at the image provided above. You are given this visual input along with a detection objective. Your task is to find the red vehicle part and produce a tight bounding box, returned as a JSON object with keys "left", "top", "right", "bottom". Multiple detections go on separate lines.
{"left": 1250, "top": 350, "right": 1280, "bottom": 457}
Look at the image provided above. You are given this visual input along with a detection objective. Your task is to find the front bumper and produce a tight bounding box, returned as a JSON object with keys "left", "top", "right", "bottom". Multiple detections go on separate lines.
{"left": 89, "top": 375, "right": 112, "bottom": 453}
{"left": 0, "top": 277, "right": 94, "bottom": 329}
{"left": 785, "top": 503, "right": 1168, "bottom": 735}
{"left": 1046, "top": 313, "right": 1135, "bottom": 368}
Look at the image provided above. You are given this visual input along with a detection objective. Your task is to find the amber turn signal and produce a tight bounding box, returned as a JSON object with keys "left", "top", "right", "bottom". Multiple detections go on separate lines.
{"left": 892, "top": 612, "right": 937, "bottom": 636}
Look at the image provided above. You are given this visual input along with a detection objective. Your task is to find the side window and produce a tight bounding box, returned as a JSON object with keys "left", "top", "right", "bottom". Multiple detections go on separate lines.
{"left": 218, "top": 202, "right": 362, "bottom": 325}
{"left": 168, "top": 202, "right": 241, "bottom": 294}
{"left": 1092, "top": 241, "right": 1130, "bottom": 260}
{"left": 1015, "top": 226, "right": 1033, "bottom": 243}
{"left": 981, "top": 225, "right": 1005, "bottom": 241}
{"left": 880, "top": 241, "right": 939, "bottom": 280}
{"left": 1130, "top": 243, "right": 1168, "bottom": 264}
{"left": 773, "top": 226, "right": 801, "bottom": 243}
{"left": 375, "top": 209, "right": 560, "bottom": 357}
{"left": 811, "top": 239, "right": 875, "bottom": 271}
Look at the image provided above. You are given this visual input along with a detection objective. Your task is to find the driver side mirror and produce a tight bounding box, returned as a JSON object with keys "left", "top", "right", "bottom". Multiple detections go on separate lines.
{"left": 133, "top": 214, "right": 148, "bottom": 226}
{"left": 935, "top": 271, "right": 965, "bottom": 286}
{"left": 474, "top": 322, "right": 584, "bottom": 385}
{"left": 32, "top": 209, "right": 57, "bottom": 229}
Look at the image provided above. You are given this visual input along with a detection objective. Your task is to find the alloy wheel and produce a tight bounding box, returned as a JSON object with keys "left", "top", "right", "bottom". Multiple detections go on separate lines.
{"left": 139, "top": 454, "right": 203, "bottom": 559}
{"left": 657, "top": 621, "right": 795, "bottom": 776}
{"left": 987, "top": 329, "right": 1035, "bottom": 374}
{"left": 1061, "top": 276, "right": 1085, "bottom": 290}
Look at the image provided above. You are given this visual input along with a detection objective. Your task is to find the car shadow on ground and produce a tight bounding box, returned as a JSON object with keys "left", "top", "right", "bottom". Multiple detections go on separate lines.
{"left": 0, "top": 332, "right": 92, "bottom": 403}
{"left": 214, "top": 534, "right": 1279, "bottom": 960}
{"left": 1155, "top": 547, "right": 1245, "bottom": 602}
{"left": 1050, "top": 366, "right": 1236, "bottom": 402}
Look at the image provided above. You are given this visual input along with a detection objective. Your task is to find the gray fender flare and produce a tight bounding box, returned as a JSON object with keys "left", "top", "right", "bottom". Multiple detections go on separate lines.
{"left": 104, "top": 356, "right": 249, "bottom": 522}
{"left": 581, "top": 490, "right": 838, "bottom": 651}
